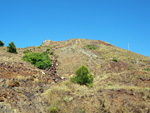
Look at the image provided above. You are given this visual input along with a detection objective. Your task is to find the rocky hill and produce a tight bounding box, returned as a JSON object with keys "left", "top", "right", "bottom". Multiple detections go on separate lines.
{"left": 0, "top": 38, "right": 150, "bottom": 113}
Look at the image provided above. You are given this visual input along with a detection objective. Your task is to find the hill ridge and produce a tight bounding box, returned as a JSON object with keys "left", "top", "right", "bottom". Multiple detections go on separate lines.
{"left": 0, "top": 38, "right": 150, "bottom": 113}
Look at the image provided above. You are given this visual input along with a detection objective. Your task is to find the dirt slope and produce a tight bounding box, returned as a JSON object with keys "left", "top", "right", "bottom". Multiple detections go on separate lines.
{"left": 0, "top": 38, "right": 150, "bottom": 113}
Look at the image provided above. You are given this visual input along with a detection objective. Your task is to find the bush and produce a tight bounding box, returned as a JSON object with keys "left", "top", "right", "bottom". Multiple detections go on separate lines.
{"left": 0, "top": 40, "right": 4, "bottom": 46}
{"left": 7, "top": 41, "right": 17, "bottom": 53}
{"left": 50, "top": 52, "right": 53, "bottom": 55}
{"left": 144, "top": 68, "right": 150, "bottom": 71}
{"left": 46, "top": 48, "right": 50, "bottom": 52}
{"left": 113, "top": 59, "right": 118, "bottom": 62}
{"left": 71, "top": 65, "right": 94, "bottom": 85}
{"left": 86, "top": 45, "right": 98, "bottom": 50}
{"left": 23, "top": 49, "right": 30, "bottom": 54}
{"left": 22, "top": 52, "right": 52, "bottom": 69}
{"left": 47, "top": 107, "right": 58, "bottom": 113}
{"left": 38, "top": 46, "right": 41, "bottom": 49}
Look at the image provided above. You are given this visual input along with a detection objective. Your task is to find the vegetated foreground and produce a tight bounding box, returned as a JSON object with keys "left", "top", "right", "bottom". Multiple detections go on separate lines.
{"left": 0, "top": 39, "right": 150, "bottom": 113}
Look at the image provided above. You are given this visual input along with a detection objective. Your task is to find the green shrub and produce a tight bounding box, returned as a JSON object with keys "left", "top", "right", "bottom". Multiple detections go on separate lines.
{"left": 113, "top": 59, "right": 118, "bottom": 62}
{"left": 144, "top": 68, "right": 150, "bottom": 71}
{"left": 46, "top": 48, "right": 50, "bottom": 52}
{"left": 38, "top": 45, "right": 42, "bottom": 49}
{"left": 50, "top": 52, "right": 53, "bottom": 55}
{"left": 23, "top": 49, "right": 30, "bottom": 54}
{"left": 47, "top": 107, "right": 58, "bottom": 113}
{"left": 71, "top": 65, "right": 94, "bottom": 85}
{"left": 0, "top": 40, "right": 4, "bottom": 46}
{"left": 22, "top": 52, "right": 52, "bottom": 69}
{"left": 86, "top": 45, "right": 98, "bottom": 50}
{"left": 44, "top": 48, "right": 53, "bottom": 55}
{"left": 7, "top": 42, "right": 17, "bottom": 53}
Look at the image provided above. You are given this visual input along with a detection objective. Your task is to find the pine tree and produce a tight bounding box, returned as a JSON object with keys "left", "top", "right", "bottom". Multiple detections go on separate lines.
{"left": 0, "top": 40, "right": 4, "bottom": 46}
{"left": 71, "top": 65, "right": 94, "bottom": 85}
{"left": 7, "top": 42, "right": 17, "bottom": 53}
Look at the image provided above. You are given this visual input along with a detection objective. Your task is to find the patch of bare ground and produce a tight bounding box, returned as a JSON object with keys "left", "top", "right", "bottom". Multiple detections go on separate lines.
{"left": 0, "top": 62, "right": 41, "bottom": 78}
{"left": 102, "top": 60, "right": 129, "bottom": 73}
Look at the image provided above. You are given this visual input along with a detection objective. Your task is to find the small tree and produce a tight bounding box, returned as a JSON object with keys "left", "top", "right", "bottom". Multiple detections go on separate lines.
{"left": 0, "top": 40, "right": 4, "bottom": 46}
{"left": 7, "top": 41, "right": 17, "bottom": 53}
{"left": 71, "top": 65, "right": 94, "bottom": 85}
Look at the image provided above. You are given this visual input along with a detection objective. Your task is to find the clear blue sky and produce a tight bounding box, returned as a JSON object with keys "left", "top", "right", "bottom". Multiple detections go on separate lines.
{"left": 0, "top": 0, "right": 150, "bottom": 56}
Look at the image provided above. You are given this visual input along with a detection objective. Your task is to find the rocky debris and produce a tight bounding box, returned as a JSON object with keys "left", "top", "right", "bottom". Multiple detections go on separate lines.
{"left": 0, "top": 97, "right": 4, "bottom": 102}
{"left": 0, "top": 78, "right": 49, "bottom": 113}
{"left": 8, "top": 81, "right": 20, "bottom": 87}
{"left": 102, "top": 60, "right": 129, "bottom": 73}
{"left": 0, "top": 62, "right": 41, "bottom": 78}
{"left": 0, "top": 56, "right": 60, "bottom": 113}
{"left": 0, "top": 103, "right": 17, "bottom": 113}
{"left": 45, "top": 55, "right": 61, "bottom": 82}
{"left": 42, "top": 40, "right": 55, "bottom": 46}
{"left": 78, "top": 48, "right": 99, "bottom": 59}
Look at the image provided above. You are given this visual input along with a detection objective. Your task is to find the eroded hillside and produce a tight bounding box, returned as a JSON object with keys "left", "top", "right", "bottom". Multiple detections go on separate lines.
{"left": 0, "top": 39, "right": 150, "bottom": 113}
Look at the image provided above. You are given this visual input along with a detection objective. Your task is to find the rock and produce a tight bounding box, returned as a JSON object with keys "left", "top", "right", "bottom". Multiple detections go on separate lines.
{"left": 42, "top": 71, "right": 45, "bottom": 75}
{"left": 0, "top": 97, "right": 4, "bottom": 102}
{"left": 42, "top": 40, "right": 54, "bottom": 46}
{"left": 8, "top": 81, "right": 20, "bottom": 87}
{"left": 61, "top": 77, "right": 65, "bottom": 80}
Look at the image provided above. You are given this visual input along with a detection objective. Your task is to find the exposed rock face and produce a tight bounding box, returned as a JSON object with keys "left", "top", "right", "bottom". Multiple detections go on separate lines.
{"left": 42, "top": 40, "right": 55, "bottom": 46}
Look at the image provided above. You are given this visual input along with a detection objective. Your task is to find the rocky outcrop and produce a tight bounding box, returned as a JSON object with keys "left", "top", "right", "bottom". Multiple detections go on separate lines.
{"left": 42, "top": 40, "right": 55, "bottom": 46}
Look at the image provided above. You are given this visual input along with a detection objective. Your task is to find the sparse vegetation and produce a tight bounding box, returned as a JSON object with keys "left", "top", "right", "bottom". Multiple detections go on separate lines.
{"left": 86, "top": 45, "right": 98, "bottom": 50}
{"left": 38, "top": 45, "right": 42, "bottom": 49}
{"left": 23, "top": 49, "right": 30, "bottom": 54}
{"left": 22, "top": 52, "right": 52, "bottom": 69}
{"left": 47, "top": 107, "right": 58, "bottom": 113}
{"left": 71, "top": 65, "right": 94, "bottom": 85}
{"left": 7, "top": 41, "right": 17, "bottom": 53}
{"left": 45, "top": 48, "right": 53, "bottom": 55}
{"left": 0, "top": 40, "right": 4, "bottom": 47}
{"left": 143, "top": 68, "right": 150, "bottom": 71}
{"left": 108, "top": 81, "right": 112, "bottom": 86}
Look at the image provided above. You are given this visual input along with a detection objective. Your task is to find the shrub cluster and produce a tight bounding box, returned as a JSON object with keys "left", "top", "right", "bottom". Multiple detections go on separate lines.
{"left": 7, "top": 42, "right": 17, "bottom": 53}
{"left": 86, "top": 45, "right": 98, "bottom": 50}
{"left": 45, "top": 48, "right": 53, "bottom": 55}
{"left": 22, "top": 52, "right": 52, "bottom": 69}
{"left": 0, "top": 40, "right": 4, "bottom": 47}
{"left": 144, "top": 68, "right": 150, "bottom": 71}
{"left": 71, "top": 65, "right": 94, "bottom": 85}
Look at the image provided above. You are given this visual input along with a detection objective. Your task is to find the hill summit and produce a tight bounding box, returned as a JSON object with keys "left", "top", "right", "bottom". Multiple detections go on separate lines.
{"left": 0, "top": 38, "right": 150, "bottom": 113}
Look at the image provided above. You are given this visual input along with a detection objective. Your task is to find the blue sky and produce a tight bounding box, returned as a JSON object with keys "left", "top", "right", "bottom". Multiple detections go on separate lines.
{"left": 0, "top": 0, "right": 150, "bottom": 56}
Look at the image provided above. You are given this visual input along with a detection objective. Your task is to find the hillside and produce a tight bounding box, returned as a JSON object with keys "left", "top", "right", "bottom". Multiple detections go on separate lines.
{"left": 0, "top": 39, "right": 150, "bottom": 113}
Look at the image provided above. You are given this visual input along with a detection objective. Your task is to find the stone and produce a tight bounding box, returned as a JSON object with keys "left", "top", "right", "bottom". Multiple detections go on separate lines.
{"left": 8, "top": 81, "right": 20, "bottom": 87}
{"left": 61, "top": 77, "right": 65, "bottom": 80}
{"left": 0, "top": 97, "right": 4, "bottom": 102}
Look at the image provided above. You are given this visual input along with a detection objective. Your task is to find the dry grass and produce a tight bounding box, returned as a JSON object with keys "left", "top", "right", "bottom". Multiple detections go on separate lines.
{"left": 43, "top": 80, "right": 108, "bottom": 113}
